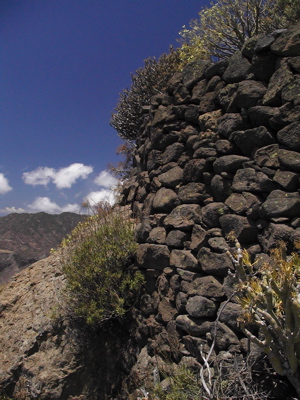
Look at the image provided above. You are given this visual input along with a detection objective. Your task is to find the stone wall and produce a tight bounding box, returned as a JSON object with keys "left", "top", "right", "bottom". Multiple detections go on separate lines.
{"left": 119, "top": 22, "right": 300, "bottom": 397}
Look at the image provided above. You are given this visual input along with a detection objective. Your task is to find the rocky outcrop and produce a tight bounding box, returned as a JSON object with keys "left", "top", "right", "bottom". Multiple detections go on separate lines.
{"left": 0, "top": 254, "right": 139, "bottom": 400}
{"left": 0, "top": 23, "right": 300, "bottom": 400}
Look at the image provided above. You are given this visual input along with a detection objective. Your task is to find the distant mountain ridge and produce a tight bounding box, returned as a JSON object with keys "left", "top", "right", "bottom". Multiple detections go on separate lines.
{"left": 0, "top": 212, "right": 86, "bottom": 283}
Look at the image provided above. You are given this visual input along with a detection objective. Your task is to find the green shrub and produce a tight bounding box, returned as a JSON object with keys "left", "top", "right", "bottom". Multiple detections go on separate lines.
{"left": 110, "top": 48, "right": 181, "bottom": 141}
{"left": 59, "top": 203, "right": 143, "bottom": 327}
{"left": 153, "top": 365, "right": 201, "bottom": 400}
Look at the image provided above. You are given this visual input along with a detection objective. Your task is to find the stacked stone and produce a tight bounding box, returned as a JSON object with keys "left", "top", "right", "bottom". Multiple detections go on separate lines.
{"left": 121, "top": 23, "right": 300, "bottom": 379}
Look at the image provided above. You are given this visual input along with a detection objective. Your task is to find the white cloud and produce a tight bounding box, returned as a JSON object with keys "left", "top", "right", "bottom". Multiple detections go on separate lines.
{"left": 84, "top": 189, "right": 116, "bottom": 206}
{"left": 28, "top": 197, "right": 81, "bottom": 214}
{"left": 0, "top": 206, "right": 25, "bottom": 214}
{"left": 23, "top": 163, "right": 93, "bottom": 189}
{"left": 22, "top": 167, "right": 55, "bottom": 186}
{"left": 53, "top": 163, "right": 93, "bottom": 189}
{"left": 0, "top": 173, "right": 12, "bottom": 195}
{"left": 94, "top": 170, "right": 118, "bottom": 188}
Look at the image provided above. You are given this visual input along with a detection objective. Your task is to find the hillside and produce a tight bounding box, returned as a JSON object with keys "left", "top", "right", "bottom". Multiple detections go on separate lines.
{"left": 0, "top": 212, "right": 86, "bottom": 283}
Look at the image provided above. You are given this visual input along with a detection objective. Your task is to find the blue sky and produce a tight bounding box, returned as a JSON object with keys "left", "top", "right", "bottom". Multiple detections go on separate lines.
{"left": 1, "top": 0, "right": 209, "bottom": 215}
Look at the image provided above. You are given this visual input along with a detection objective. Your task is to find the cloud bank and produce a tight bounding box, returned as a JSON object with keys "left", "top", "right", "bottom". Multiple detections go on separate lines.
{"left": 0, "top": 168, "right": 119, "bottom": 215}
{"left": 94, "top": 170, "right": 118, "bottom": 188}
{"left": 23, "top": 163, "right": 93, "bottom": 189}
{"left": 28, "top": 197, "right": 81, "bottom": 214}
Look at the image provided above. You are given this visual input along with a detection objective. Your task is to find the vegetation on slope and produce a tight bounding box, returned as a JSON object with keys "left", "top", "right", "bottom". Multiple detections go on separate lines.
{"left": 58, "top": 203, "right": 143, "bottom": 327}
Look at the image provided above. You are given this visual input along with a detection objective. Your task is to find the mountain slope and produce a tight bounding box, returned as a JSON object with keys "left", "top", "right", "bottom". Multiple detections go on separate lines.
{"left": 0, "top": 212, "right": 86, "bottom": 283}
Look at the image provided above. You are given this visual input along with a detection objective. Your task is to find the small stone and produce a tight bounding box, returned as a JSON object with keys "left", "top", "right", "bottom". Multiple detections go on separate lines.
{"left": 259, "top": 223, "right": 295, "bottom": 251}
{"left": 201, "top": 202, "right": 230, "bottom": 228}
{"left": 147, "top": 227, "right": 166, "bottom": 244}
{"left": 136, "top": 244, "right": 170, "bottom": 270}
{"left": 166, "top": 230, "right": 190, "bottom": 248}
{"left": 236, "top": 80, "right": 267, "bottom": 109}
{"left": 157, "top": 298, "right": 177, "bottom": 324}
{"left": 231, "top": 126, "right": 274, "bottom": 157}
{"left": 278, "top": 149, "right": 300, "bottom": 172}
{"left": 190, "top": 224, "right": 207, "bottom": 252}
{"left": 217, "top": 113, "right": 248, "bottom": 138}
{"left": 183, "top": 159, "right": 206, "bottom": 182}
{"left": 162, "top": 142, "right": 185, "bottom": 164}
{"left": 222, "top": 51, "right": 252, "bottom": 83}
{"left": 197, "top": 247, "right": 233, "bottom": 277}
{"left": 187, "top": 275, "right": 225, "bottom": 299}
{"left": 175, "top": 292, "right": 188, "bottom": 313}
{"left": 263, "top": 63, "right": 294, "bottom": 106}
{"left": 178, "top": 182, "right": 208, "bottom": 204}
{"left": 277, "top": 122, "right": 300, "bottom": 151}
{"left": 260, "top": 192, "right": 300, "bottom": 218}
{"left": 213, "top": 322, "right": 240, "bottom": 351}
{"left": 152, "top": 187, "right": 180, "bottom": 212}
{"left": 210, "top": 175, "right": 232, "bottom": 202}
{"left": 208, "top": 237, "right": 229, "bottom": 252}
{"left": 254, "top": 144, "right": 280, "bottom": 168}
{"left": 273, "top": 170, "right": 299, "bottom": 191}
{"left": 170, "top": 250, "right": 200, "bottom": 272}
{"left": 182, "top": 60, "right": 211, "bottom": 89}
{"left": 157, "top": 166, "right": 184, "bottom": 188}
{"left": 232, "top": 168, "right": 278, "bottom": 193}
{"left": 176, "top": 315, "right": 211, "bottom": 337}
{"left": 186, "top": 296, "right": 217, "bottom": 318}
{"left": 219, "top": 214, "right": 258, "bottom": 244}
{"left": 164, "top": 204, "right": 201, "bottom": 230}
{"left": 213, "top": 155, "right": 250, "bottom": 174}
{"left": 219, "top": 302, "right": 243, "bottom": 332}
{"left": 248, "top": 106, "right": 280, "bottom": 128}
{"left": 271, "top": 22, "right": 300, "bottom": 56}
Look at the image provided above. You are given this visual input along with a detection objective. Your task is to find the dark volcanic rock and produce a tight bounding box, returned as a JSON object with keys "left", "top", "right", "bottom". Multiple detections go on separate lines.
{"left": 231, "top": 126, "right": 274, "bottom": 157}
{"left": 232, "top": 168, "right": 278, "bottom": 193}
{"left": 260, "top": 191, "right": 300, "bottom": 218}
{"left": 219, "top": 214, "right": 258, "bottom": 244}
{"left": 271, "top": 22, "right": 300, "bottom": 56}
{"left": 222, "top": 52, "right": 252, "bottom": 83}
{"left": 152, "top": 187, "right": 180, "bottom": 212}
{"left": 197, "top": 247, "right": 233, "bottom": 277}
{"left": 277, "top": 122, "right": 300, "bottom": 151}
{"left": 136, "top": 244, "right": 170, "bottom": 270}
{"left": 164, "top": 204, "right": 201, "bottom": 230}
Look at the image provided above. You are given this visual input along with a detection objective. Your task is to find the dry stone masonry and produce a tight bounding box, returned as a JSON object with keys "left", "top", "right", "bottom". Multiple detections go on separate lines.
{"left": 119, "top": 22, "right": 300, "bottom": 396}
{"left": 0, "top": 22, "right": 300, "bottom": 400}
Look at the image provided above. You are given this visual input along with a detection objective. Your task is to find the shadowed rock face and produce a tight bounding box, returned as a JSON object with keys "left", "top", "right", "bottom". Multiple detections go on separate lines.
{"left": 0, "top": 254, "right": 137, "bottom": 400}
{"left": 0, "top": 254, "right": 76, "bottom": 399}
{"left": 0, "top": 212, "right": 85, "bottom": 283}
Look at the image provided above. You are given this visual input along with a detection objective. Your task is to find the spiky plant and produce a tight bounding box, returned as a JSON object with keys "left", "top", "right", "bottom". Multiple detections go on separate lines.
{"left": 228, "top": 240, "right": 300, "bottom": 396}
